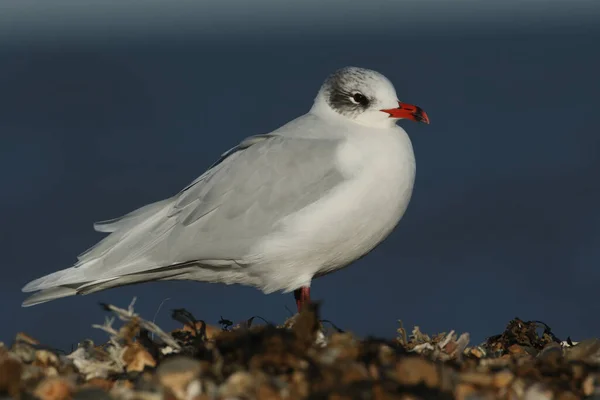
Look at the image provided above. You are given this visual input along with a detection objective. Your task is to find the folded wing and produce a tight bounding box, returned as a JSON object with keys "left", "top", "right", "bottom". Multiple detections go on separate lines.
{"left": 22, "top": 132, "right": 346, "bottom": 296}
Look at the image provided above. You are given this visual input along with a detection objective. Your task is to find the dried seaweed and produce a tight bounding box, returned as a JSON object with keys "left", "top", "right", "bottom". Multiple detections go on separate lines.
{"left": 2, "top": 300, "right": 600, "bottom": 400}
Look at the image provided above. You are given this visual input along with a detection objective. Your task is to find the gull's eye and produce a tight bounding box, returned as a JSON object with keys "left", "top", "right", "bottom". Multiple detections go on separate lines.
{"left": 350, "top": 92, "right": 369, "bottom": 106}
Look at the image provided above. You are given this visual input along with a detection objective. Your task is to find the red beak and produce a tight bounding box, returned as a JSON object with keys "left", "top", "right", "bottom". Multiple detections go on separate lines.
{"left": 380, "top": 102, "right": 430, "bottom": 124}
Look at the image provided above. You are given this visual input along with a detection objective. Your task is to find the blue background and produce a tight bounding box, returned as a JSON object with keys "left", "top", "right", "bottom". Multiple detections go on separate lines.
{"left": 1, "top": 0, "right": 599, "bottom": 350}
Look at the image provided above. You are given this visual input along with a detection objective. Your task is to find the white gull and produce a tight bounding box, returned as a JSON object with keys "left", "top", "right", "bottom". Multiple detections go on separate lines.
{"left": 22, "top": 66, "right": 430, "bottom": 311}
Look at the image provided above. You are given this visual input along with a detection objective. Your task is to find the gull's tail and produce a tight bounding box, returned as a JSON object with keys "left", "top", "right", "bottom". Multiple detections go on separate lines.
{"left": 21, "top": 264, "right": 199, "bottom": 307}
{"left": 20, "top": 197, "right": 190, "bottom": 307}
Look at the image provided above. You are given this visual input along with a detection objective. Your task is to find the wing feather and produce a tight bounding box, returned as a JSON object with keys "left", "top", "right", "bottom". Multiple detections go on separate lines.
{"left": 23, "top": 129, "right": 347, "bottom": 290}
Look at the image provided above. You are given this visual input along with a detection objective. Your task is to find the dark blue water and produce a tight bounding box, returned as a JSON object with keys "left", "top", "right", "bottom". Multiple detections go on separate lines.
{"left": 1, "top": 28, "right": 599, "bottom": 350}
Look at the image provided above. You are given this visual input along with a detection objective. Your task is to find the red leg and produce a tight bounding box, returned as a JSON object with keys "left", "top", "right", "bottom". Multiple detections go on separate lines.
{"left": 294, "top": 286, "right": 310, "bottom": 313}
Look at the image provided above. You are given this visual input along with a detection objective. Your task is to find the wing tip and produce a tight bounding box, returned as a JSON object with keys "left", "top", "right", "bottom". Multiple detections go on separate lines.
{"left": 22, "top": 279, "right": 42, "bottom": 293}
{"left": 21, "top": 287, "right": 78, "bottom": 307}
{"left": 21, "top": 297, "right": 46, "bottom": 307}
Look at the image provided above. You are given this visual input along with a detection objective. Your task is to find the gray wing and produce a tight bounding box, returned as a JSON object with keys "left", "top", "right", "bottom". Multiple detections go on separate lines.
{"left": 167, "top": 133, "right": 346, "bottom": 258}
{"left": 65, "top": 132, "right": 346, "bottom": 280}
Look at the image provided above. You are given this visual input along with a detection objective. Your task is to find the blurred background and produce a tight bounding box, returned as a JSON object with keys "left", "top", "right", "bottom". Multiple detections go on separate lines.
{"left": 1, "top": 0, "right": 599, "bottom": 351}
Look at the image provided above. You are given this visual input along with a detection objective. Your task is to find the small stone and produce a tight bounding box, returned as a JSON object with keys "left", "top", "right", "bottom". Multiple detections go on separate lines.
{"left": 583, "top": 375, "right": 596, "bottom": 397}
{"left": 378, "top": 344, "right": 396, "bottom": 365}
{"left": 523, "top": 384, "right": 553, "bottom": 400}
{"left": 11, "top": 341, "right": 37, "bottom": 363}
{"left": 508, "top": 344, "right": 528, "bottom": 356}
{"left": 83, "top": 378, "right": 114, "bottom": 391}
{"left": 368, "top": 364, "right": 380, "bottom": 380}
{"left": 35, "top": 349, "right": 60, "bottom": 368}
{"left": 395, "top": 357, "right": 439, "bottom": 388}
{"left": 328, "top": 333, "right": 359, "bottom": 361}
{"left": 537, "top": 343, "right": 563, "bottom": 363}
{"left": 0, "top": 356, "right": 22, "bottom": 398}
{"left": 34, "top": 377, "right": 73, "bottom": 400}
{"left": 493, "top": 371, "right": 513, "bottom": 388}
{"left": 565, "top": 339, "right": 600, "bottom": 361}
{"left": 156, "top": 356, "right": 202, "bottom": 399}
{"left": 290, "top": 370, "right": 309, "bottom": 398}
{"left": 469, "top": 347, "right": 485, "bottom": 358}
{"left": 511, "top": 378, "right": 526, "bottom": 399}
{"left": 256, "top": 382, "right": 282, "bottom": 400}
{"left": 218, "top": 371, "right": 256, "bottom": 398}
{"left": 340, "top": 363, "right": 369, "bottom": 384}
{"left": 460, "top": 372, "right": 494, "bottom": 386}
{"left": 122, "top": 342, "right": 156, "bottom": 372}
{"left": 454, "top": 383, "right": 477, "bottom": 400}
{"left": 555, "top": 392, "right": 580, "bottom": 400}
{"left": 571, "top": 363, "right": 586, "bottom": 380}
{"left": 73, "top": 387, "right": 114, "bottom": 400}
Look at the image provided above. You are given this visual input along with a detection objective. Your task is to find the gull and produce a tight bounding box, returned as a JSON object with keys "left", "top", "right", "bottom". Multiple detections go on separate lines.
{"left": 21, "top": 66, "right": 429, "bottom": 312}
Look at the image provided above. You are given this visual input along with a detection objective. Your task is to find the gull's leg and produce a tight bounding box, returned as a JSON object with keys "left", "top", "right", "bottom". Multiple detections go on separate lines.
{"left": 293, "top": 286, "right": 311, "bottom": 313}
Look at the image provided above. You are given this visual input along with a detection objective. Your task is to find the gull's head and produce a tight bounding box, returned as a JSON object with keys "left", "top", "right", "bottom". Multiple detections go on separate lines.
{"left": 311, "top": 66, "right": 429, "bottom": 129}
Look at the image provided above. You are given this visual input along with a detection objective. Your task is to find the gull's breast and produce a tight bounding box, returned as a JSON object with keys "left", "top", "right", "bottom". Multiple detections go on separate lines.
{"left": 248, "top": 126, "right": 416, "bottom": 293}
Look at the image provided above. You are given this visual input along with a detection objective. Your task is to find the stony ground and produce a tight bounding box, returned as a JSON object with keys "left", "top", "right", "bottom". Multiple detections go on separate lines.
{"left": 1, "top": 299, "right": 599, "bottom": 400}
